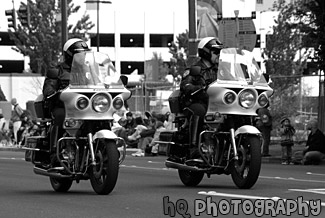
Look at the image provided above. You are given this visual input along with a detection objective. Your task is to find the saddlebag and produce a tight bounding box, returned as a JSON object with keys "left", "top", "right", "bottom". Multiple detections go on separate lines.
{"left": 158, "top": 131, "right": 187, "bottom": 158}
{"left": 24, "top": 136, "right": 50, "bottom": 163}
{"left": 168, "top": 89, "right": 182, "bottom": 114}
{"left": 34, "top": 100, "right": 51, "bottom": 119}
{"left": 158, "top": 131, "right": 174, "bottom": 155}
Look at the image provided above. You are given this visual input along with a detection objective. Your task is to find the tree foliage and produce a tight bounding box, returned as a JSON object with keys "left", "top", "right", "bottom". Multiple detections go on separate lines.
{"left": 168, "top": 31, "right": 192, "bottom": 79}
{"left": 263, "top": 0, "right": 318, "bottom": 122}
{"left": 8, "top": 0, "right": 94, "bottom": 75}
{"left": 304, "top": 0, "right": 325, "bottom": 73}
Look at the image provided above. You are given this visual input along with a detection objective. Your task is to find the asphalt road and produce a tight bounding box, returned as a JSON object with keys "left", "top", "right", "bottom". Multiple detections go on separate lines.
{"left": 0, "top": 151, "right": 324, "bottom": 218}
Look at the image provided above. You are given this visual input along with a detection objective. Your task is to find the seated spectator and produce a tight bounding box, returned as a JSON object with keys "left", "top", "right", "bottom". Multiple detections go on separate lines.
{"left": 128, "top": 116, "right": 147, "bottom": 141}
{"left": 116, "top": 111, "right": 138, "bottom": 148}
{"left": 131, "top": 117, "right": 156, "bottom": 157}
{"left": 0, "top": 111, "right": 11, "bottom": 146}
{"left": 146, "top": 120, "right": 166, "bottom": 156}
{"left": 17, "top": 112, "right": 35, "bottom": 146}
{"left": 164, "top": 112, "right": 176, "bottom": 130}
{"left": 293, "top": 119, "right": 325, "bottom": 165}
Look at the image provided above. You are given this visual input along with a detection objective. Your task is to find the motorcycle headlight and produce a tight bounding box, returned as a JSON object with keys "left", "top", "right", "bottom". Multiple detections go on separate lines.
{"left": 76, "top": 97, "right": 89, "bottom": 110}
{"left": 92, "top": 94, "right": 110, "bottom": 113}
{"left": 113, "top": 97, "right": 124, "bottom": 110}
{"left": 224, "top": 92, "right": 236, "bottom": 104}
{"left": 258, "top": 94, "right": 269, "bottom": 107}
{"left": 239, "top": 90, "right": 256, "bottom": 109}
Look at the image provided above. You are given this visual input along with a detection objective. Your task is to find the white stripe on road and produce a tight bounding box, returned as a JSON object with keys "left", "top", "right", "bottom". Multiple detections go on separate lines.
{"left": 289, "top": 188, "right": 325, "bottom": 195}
{"left": 121, "top": 165, "right": 171, "bottom": 171}
{"left": 307, "top": 172, "right": 325, "bottom": 176}
{"left": 0, "top": 157, "right": 24, "bottom": 160}
{"left": 259, "top": 175, "right": 325, "bottom": 183}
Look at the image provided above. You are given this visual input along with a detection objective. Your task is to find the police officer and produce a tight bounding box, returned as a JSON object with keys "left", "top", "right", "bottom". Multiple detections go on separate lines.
{"left": 42, "top": 38, "right": 90, "bottom": 155}
{"left": 180, "top": 37, "right": 223, "bottom": 149}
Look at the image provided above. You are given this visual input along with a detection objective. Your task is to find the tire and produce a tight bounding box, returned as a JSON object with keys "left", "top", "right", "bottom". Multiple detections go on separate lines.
{"left": 178, "top": 170, "right": 204, "bottom": 187}
{"left": 50, "top": 177, "right": 73, "bottom": 192}
{"left": 90, "top": 139, "right": 119, "bottom": 195}
{"left": 231, "top": 135, "right": 261, "bottom": 189}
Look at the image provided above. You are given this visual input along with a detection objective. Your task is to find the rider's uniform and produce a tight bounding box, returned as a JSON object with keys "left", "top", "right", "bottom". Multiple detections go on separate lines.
{"left": 180, "top": 59, "right": 218, "bottom": 116}
{"left": 42, "top": 62, "right": 71, "bottom": 151}
{"left": 179, "top": 59, "right": 218, "bottom": 148}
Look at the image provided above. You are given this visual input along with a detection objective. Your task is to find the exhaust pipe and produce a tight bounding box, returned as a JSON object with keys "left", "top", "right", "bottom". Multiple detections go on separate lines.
{"left": 33, "top": 166, "right": 72, "bottom": 179}
{"left": 165, "top": 160, "right": 205, "bottom": 171}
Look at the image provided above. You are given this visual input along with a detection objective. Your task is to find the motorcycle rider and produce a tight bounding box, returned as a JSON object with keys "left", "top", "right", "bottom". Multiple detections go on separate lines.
{"left": 42, "top": 38, "right": 90, "bottom": 162}
{"left": 180, "top": 37, "right": 223, "bottom": 155}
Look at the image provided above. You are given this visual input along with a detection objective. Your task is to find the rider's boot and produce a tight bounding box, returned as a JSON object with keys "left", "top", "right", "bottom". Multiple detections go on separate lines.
{"left": 189, "top": 115, "right": 200, "bottom": 159}
{"left": 49, "top": 126, "right": 59, "bottom": 167}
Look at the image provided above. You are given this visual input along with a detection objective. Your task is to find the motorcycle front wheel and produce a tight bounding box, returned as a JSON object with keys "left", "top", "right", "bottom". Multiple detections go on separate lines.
{"left": 50, "top": 177, "right": 73, "bottom": 192}
{"left": 178, "top": 170, "right": 204, "bottom": 187}
{"left": 231, "top": 135, "right": 261, "bottom": 189}
{"left": 90, "top": 139, "right": 119, "bottom": 195}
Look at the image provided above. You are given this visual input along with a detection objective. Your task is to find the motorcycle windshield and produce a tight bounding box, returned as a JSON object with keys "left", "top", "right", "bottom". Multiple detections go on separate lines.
{"left": 70, "top": 51, "right": 123, "bottom": 88}
{"left": 216, "top": 48, "right": 268, "bottom": 86}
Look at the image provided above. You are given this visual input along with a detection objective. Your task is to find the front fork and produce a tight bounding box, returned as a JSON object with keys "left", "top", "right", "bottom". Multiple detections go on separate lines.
{"left": 229, "top": 128, "right": 239, "bottom": 161}
{"left": 87, "top": 133, "right": 97, "bottom": 166}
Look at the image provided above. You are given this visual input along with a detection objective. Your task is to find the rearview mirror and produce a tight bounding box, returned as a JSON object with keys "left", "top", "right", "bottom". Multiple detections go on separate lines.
{"left": 120, "top": 75, "right": 128, "bottom": 86}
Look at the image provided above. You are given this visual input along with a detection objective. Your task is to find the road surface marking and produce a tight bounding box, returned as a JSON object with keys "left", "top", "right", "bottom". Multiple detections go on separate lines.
{"left": 307, "top": 172, "right": 325, "bottom": 176}
{"left": 259, "top": 175, "right": 324, "bottom": 183}
{"left": 0, "top": 157, "right": 24, "bottom": 160}
{"left": 289, "top": 188, "right": 325, "bottom": 195}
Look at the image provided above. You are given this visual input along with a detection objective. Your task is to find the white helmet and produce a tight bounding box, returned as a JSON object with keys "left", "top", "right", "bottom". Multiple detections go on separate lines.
{"left": 198, "top": 37, "right": 223, "bottom": 60}
{"left": 63, "top": 38, "right": 90, "bottom": 59}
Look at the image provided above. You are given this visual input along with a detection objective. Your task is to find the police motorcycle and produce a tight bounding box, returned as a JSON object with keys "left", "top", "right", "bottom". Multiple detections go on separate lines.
{"left": 159, "top": 48, "right": 273, "bottom": 189}
{"left": 22, "top": 51, "right": 131, "bottom": 195}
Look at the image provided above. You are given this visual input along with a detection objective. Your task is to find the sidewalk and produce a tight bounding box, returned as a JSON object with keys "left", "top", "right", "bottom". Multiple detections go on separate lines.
{"left": 261, "top": 140, "right": 306, "bottom": 164}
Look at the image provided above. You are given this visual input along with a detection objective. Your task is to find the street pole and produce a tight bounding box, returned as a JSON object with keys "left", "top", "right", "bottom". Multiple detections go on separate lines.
{"left": 61, "top": 0, "right": 68, "bottom": 52}
{"left": 85, "top": 1, "right": 111, "bottom": 52}
{"left": 187, "top": 0, "right": 197, "bottom": 66}
{"left": 97, "top": 1, "right": 99, "bottom": 52}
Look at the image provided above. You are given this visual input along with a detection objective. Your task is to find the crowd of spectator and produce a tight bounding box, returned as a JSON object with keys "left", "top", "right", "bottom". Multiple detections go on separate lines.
{"left": 0, "top": 99, "right": 41, "bottom": 147}
{"left": 113, "top": 109, "right": 175, "bottom": 157}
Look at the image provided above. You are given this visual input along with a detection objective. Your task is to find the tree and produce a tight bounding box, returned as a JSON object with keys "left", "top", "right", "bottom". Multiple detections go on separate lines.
{"left": 304, "top": 0, "right": 325, "bottom": 73}
{"left": 263, "top": 0, "right": 316, "bottom": 123}
{"left": 169, "top": 31, "right": 194, "bottom": 80}
{"left": 8, "top": 0, "right": 94, "bottom": 75}
{"left": 304, "top": 0, "right": 325, "bottom": 132}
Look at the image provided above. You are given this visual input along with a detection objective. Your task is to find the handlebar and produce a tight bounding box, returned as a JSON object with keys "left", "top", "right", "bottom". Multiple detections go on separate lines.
{"left": 191, "top": 86, "right": 207, "bottom": 96}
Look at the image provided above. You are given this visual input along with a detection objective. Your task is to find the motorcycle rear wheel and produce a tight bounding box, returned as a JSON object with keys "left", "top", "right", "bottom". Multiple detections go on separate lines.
{"left": 90, "top": 139, "right": 119, "bottom": 195}
{"left": 178, "top": 170, "right": 204, "bottom": 187}
{"left": 49, "top": 177, "right": 73, "bottom": 192}
{"left": 231, "top": 135, "right": 261, "bottom": 189}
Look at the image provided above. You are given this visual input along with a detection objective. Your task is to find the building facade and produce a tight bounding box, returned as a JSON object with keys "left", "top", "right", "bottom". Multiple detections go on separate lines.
{"left": 0, "top": 0, "right": 281, "bottom": 109}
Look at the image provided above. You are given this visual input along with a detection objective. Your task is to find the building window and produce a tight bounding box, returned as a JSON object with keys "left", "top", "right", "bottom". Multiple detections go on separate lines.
{"left": 256, "top": 0, "right": 263, "bottom": 4}
{"left": 0, "top": 32, "right": 15, "bottom": 45}
{"left": 121, "top": 61, "right": 144, "bottom": 75}
{"left": 120, "top": 34, "right": 144, "bottom": 47}
{"left": 90, "top": 33, "right": 114, "bottom": 47}
{"left": 0, "top": 60, "right": 24, "bottom": 73}
{"left": 150, "top": 34, "right": 173, "bottom": 47}
{"left": 255, "top": 34, "right": 261, "bottom": 47}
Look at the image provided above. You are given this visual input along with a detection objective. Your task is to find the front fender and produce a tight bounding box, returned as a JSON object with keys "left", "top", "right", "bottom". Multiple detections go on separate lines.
{"left": 93, "top": 129, "right": 118, "bottom": 141}
{"left": 234, "top": 125, "right": 261, "bottom": 137}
